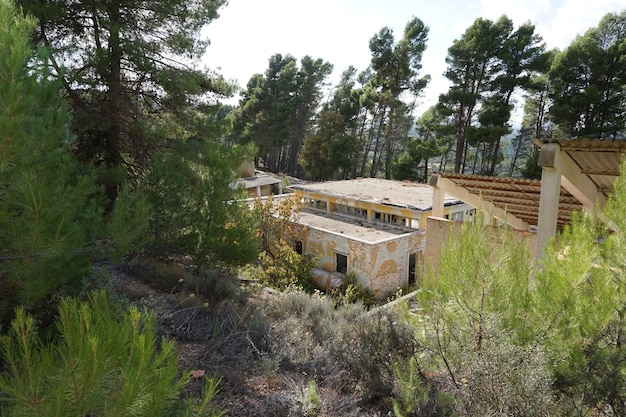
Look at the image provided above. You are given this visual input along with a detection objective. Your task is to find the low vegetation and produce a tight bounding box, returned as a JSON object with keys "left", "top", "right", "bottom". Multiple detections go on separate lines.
{"left": 0, "top": 291, "right": 224, "bottom": 417}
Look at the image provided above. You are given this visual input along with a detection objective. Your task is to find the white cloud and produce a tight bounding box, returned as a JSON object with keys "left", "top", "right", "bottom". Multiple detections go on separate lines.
{"left": 546, "top": 0, "right": 624, "bottom": 48}
{"left": 203, "top": 0, "right": 625, "bottom": 106}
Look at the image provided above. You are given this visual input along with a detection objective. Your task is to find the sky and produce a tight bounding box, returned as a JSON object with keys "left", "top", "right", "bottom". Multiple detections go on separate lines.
{"left": 202, "top": 0, "right": 625, "bottom": 110}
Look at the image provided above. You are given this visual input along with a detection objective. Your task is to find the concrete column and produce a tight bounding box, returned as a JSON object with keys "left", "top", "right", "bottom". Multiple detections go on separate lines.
{"left": 536, "top": 143, "right": 561, "bottom": 262}
{"left": 432, "top": 181, "right": 445, "bottom": 218}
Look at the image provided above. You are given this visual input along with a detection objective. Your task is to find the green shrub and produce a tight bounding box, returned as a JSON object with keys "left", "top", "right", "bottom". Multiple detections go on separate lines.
{"left": 259, "top": 244, "right": 318, "bottom": 291}
{"left": 0, "top": 290, "right": 222, "bottom": 417}
{"left": 392, "top": 356, "right": 429, "bottom": 417}
{"left": 290, "top": 379, "right": 321, "bottom": 417}
{"left": 335, "top": 272, "right": 377, "bottom": 308}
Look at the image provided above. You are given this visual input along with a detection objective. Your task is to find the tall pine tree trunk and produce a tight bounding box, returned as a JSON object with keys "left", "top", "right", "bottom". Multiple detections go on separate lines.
{"left": 104, "top": 6, "right": 123, "bottom": 206}
{"left": 384, "top": 109, "right": 394, "bottom": 179}
{"left": 370, "top": 107, "right": 386, "bottom": 178}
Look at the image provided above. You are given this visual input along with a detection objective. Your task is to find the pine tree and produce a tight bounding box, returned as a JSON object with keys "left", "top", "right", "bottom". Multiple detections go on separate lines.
{"left": 0, "top": 290, "right": 224, "bottom": 417}
{"left": 549, "top": 11, "right": 626, "bottom": 139}
{"left": 0, "top": 0, "right": 149, "bottom": 328}
{"left": 406, "top": 169, "right": 626, "bottom": 414}
{"left": 0, "top": 0, "right": 101, "bottom": 326}
{"left": 17, "top": 0, "right": 232, "bottom": 203}
{"left": 143, "top": 139, "right": 260, "bottom": 270}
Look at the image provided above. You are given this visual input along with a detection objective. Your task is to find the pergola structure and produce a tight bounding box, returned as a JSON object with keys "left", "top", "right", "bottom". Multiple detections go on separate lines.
{"left": 430, "top": 138, "right": 626, "bottom": 261}
{"left": 429, "top": 173, "right": 582, "bottom": 230}
{"left": 535, "top": 138, "right": 625, "bottom": 259}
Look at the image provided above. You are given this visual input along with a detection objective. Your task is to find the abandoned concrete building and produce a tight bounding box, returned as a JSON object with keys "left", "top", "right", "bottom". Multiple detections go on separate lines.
{"left": 236, "top": 173, "right": 283, "bottom": 198}
{"left": 249, "top": 138, "right": 625, "bottom": 296}
{"left": 288, "top": 178, "right": 473, "bottom": 295}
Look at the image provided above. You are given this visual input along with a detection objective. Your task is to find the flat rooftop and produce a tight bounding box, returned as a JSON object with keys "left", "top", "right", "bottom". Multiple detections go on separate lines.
{"left": 292, "top": 178, "right": 461, "bottom": 211}
{"left": 235, "top": 174, "right": 282, "bottom": 189}
{"left": 297, "top": 208, "right": 418, "bottom": 243}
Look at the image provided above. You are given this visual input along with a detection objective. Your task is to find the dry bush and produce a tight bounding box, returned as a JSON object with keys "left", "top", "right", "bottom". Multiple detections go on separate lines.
{"left": 124, "top": 257, "right": 187, "bottom": 292}
{"left": 337, "top": 310, "right": 417, "bottom": 402}
{"left": 183, "top": 267, "right": 240, "bottom": 302}
{"left": 266, "top": 290, "right": 420, "bottom": 411}
{"left": 266, "top": 291, "right": 363, "bottom": 370}
{"left": 160, "top": 295, "right": 270, "bottom": 378}
{"left": 458, "top": 325, "right": 555, "bottom": 416}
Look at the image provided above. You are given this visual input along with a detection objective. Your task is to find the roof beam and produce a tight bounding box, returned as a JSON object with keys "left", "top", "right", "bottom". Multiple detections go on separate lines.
{"left": 580, "top": 168, "right": 620, "bottom": 176}
{"left": 540, "top": 143, "right": 606, "bottom": 210}
{"left": 431, "top": 174, "right": 530, "bottom": 230}
{"left": 536, "top": 143, "right": 609, "bottom": 261}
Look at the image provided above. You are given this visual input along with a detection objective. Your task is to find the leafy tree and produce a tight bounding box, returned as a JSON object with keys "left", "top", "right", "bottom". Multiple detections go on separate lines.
{"left": 142, "top": 140, "right": 260, "bottom": 270}
{"left": 18, "top": 0, "right": 233, "bottom": 203}
{"left": 0, "top": 0, "right": 148, "bottom": 328}
{"left": 253, "top": 195, "right": 316, "bottom": 290}
{"left": 549, "top": 10, "right": 626, "bottom": 139}
{"left": 254, "top": 194, "right": 303, "bottom": 257}
{"left": 258, "top": 245, "right": 317, "bottom": 291}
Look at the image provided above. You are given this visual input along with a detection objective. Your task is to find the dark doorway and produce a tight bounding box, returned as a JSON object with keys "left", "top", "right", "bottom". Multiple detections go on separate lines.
{"left": 336, "top": 253, "right": 347, "bottom": 274}
{"left": 409, "top": 253, "right": 417, "bottom": 285}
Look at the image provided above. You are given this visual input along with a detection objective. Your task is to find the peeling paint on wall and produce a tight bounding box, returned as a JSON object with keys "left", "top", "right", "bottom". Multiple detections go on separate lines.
{"left": 378, "top": 259, "right": 398, "bottom": 275}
